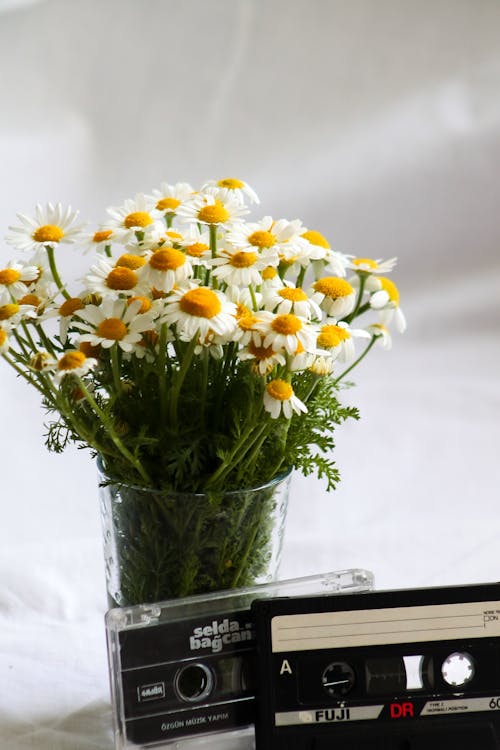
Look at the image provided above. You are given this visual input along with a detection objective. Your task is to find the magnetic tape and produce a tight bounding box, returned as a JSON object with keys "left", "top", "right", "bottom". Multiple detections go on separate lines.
{"left": 105, "top": 568, "right": 373, "bottom": 749}
{"left": 252, "top": 581, "right": 500, "bottom": 750}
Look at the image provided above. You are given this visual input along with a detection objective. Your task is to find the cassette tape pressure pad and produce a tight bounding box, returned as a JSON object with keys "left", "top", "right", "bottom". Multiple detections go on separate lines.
{"left": 105, "top": 568, "right": 373, "bottom": 749}
{"left": 252, "top": 582, "right": 500, "bottom": 750}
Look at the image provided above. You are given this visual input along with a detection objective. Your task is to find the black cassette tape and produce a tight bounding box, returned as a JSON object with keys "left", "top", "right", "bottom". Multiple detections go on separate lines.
{"left": 105, "top": 568, "right": 373, "bottom": 749}
{"left": 252, "top": 582, "right": 500, "bottom": 749}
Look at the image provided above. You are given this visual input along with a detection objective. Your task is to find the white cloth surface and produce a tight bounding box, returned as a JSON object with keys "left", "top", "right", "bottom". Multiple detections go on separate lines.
{"left": 1, "top": 1, "right": 500, "bottom": 748}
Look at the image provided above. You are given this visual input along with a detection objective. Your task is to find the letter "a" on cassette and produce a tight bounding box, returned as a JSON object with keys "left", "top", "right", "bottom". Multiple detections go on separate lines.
{"left": 280, "top": 659, "right": 293, "bottom": 675}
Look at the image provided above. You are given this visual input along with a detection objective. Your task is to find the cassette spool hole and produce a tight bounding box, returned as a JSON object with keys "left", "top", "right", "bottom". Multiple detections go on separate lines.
{"left": 441, "top": 652, "right": 475, "bottom": 687}
{"left": 321, "top": 662, "right": 356, "bottom": 698}
{"left": 174, "top": 663, "right": 214, "bottom": 703}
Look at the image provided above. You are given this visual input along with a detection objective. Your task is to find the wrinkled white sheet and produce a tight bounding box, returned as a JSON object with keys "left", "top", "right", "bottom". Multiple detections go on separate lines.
{"left": 1, "top": 1, "right": 500, "bottom": 748}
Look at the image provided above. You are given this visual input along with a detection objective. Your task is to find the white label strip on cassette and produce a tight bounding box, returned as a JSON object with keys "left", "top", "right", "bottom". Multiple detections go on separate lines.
{"left": 271, "top": 600, "right": 500, "bottom": 652}
{"left": 421, "top": 696, "right": 500, "bottom": 717}
{"left": 275, "top": 705, "right": 384, "bottom": 726}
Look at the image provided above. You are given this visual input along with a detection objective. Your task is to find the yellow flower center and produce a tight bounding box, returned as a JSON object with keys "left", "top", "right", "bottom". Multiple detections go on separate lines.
{"left": 185, "top": 242, "right": 209, "bottom": 258}
{"left": 353, "top": 258, "right": 378, "bottom": 269}
{"left": 317, "top": 324, "right": 350, "bottom": 348}
{"left": 248, "top": 340, "right": 274, "bottom": 359}
{"left": 116, "top": 253, "right": 146, "bottom": 270}
{"left": 313, "top": 277, "right": 354, "bottom": 299}
{"left": 59, "top": 298, "right": 84, "bottom": 317}
{"left": 165, "top": 230, "right": 183, "bottom": 241}
{"left": 236, "top": 303, "right": 251, "bottom": 319}
{"left": 106, "top": 267, "right": 138, "bottom": 290}
{"left": 0, "top": 304, "right": 19, "bottom": 320}
{"left": 266, "top": 378, "right": 293, "bottom": 401}
{"left": 156, "top": 197, "right": 181, "bottom": 211}
{"left": 123, "top": 211, "right": 153, "bottom": 229}
{"left": 230, "top": 251, "right": 258, "bottom": 268}
{"left": 302, "top": 229, "right": 330, "bottom": 249}
{"left": 0, "top": 268, "right": 21, "bottom": 285}
{"left": 149, "top": 248, "right": 186, "bottom": 271}
{"left": 248, "top": 230, "right": 276, "bottom": 249}
{"left": 18, "top": 293, "right": 41, "bottom": 307}
{"left": 151, "top": 287, "right": 167, "bottom": 300}
{"left": 271, "top": 313, "right": 302, "bottom": 335}
{"left": 30, "top": 351, "right": 53, "bottom": 371}
{"left": 371, "top": 323, "right": 389, "bottom": 335}
{"left": 238, "top": 314, "right": 259, "bottom": 331}
{"left": 217, "top": 178, "right": 244, "bottom": 189}
{"left": 58, "top": 350, "right": 87, "bottom": 371}
{"left": 278, "top": 287, "right": 308, "bottom": 302}
{"left": 96, "top": 318, "right": 128, "bottom": 340}
{"left": 93, "top": 229, "right": 113, "bottom": 243}
{"left": 127, "top": 295, "right": 152, "bottom": 313}
{"left": 179, "top": 287, "right": 222, "bottom": 318}
{"left": 0, "top": 329, "right": 7, "bottom": 346}
{"left": 33, "top": 224, "right": 64, "bottom": 243}
{"left": 262, "top": 266, "right": 278, "bottom": 280}
{"left": 378, "top": 276, "right": 400, "bottom": 304}
{"left": 197, "top": 200, "right": 230, "bottom": 224}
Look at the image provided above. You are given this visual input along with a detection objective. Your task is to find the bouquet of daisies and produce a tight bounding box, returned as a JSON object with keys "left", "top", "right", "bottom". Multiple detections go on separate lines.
{"left": 1, "top": 178, "right": 405, "bottom": 494}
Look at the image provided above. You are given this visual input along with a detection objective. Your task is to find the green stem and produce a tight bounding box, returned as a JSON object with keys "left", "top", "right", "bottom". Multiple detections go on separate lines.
{"left": 344, "top": 273, "right": 367, "bottom": 323}
{"left": 296, "top": 265, "right": 306, "bottom": 288}
{"left": 166, "top": 214, "right": 173, "bottom": 229}
{"left": 209, "top": 225, "right": 217, "bottom": 258}
{"left": 1, "top": 353, "right": 48, "bottom": 397}
{"left": 206, "top": 420, "right": 268, "bottom": 490}
{"left": 169, "top": 336, "right": 198, "bottom": 430}
{"left": 158, "top": 323, "right": 169, "bottom": 424}
{"left": 249, "top": 284, "right": 259, "bottom": 312}
{"left": 46, "top": 245, "right": 70, "bottom": 300}
{"left": 110, "top": 345, "right": 122, "bottom": 394}
{"left": 76, "top": 377, "right": 152, "bottom": 486}
{"left": 333, "top": 335, "right": 379, "bottom": 385}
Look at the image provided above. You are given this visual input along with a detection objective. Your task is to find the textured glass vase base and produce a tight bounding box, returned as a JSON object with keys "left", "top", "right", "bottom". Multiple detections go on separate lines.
{"left": 106, "top": 568, "right": 374, "bottom": 750}
{"left": 98, "top": 459, "right": 293, "bottom": 608}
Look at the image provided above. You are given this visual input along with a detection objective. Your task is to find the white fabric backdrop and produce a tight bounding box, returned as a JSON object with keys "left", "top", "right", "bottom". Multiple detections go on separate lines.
{"left": 1, "top": 1, "right": 499, "bottom": 747}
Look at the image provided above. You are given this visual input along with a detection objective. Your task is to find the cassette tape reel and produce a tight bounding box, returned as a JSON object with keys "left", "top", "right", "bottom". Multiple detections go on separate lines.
{"left": 252, "top": 582, "right": 500, "bottom": 750}
{"left": 105, "top": 568, "right": 373, "bottom": 749}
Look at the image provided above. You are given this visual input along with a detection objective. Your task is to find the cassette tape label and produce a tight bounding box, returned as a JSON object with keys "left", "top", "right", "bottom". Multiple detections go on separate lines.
{"left": 270, "top": 599, "right": 500, "bottom": 652}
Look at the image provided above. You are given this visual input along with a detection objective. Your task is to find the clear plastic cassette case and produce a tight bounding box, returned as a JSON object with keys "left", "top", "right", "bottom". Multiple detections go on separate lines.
{"left": 105, "top": 568, "right": 374, "bottom": 750}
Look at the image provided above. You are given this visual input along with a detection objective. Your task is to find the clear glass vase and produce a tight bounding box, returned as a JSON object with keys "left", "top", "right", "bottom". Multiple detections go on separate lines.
{"left": 98, "top": 458, "right": 292, "bottom": 607}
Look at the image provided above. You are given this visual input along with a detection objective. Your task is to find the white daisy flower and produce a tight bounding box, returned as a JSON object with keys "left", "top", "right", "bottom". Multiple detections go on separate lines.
{"left": 104, "top": 194, "right": 163, "bottom": 244}
{"left": 202, "top": 178, "right": 260, "bottom": 205}
{"left": 194, "top": 330, "right": 225, "bottom": 360}
{"left": 162, "top": 286, "right": 237, "bottom": 340}
{"left": 367, "top": 323, "right": 393, "bottom": 350}
{"left": 288, "top": 340, "right": 316, "bottom": 372}
{"left": 238, "top": 340, "right": 286, "bottom": 375}
{"left": 75, "top": 298, "right": 155, "bottom": 353}
{"left": 231, "top": 304, "right": 265, "bottom": 346}
{"left": 367, "top": 276, "right": 406, "bottom": 333}
{"left": 53, "top": 350, "right": 97, "bottom": 384}
{"left": 0, "top": 301, "right": 37, "bottom": 330}
{"left": 149, "top": 181, "right": 195, "bottom": 216}
{"left": 0, "top": 327, "right": 10, "bottom": 353}
{"left": 227, "top": 216, "right": 307, "bottom": 261}
{"left": 300, "top": 229, "right": 332, "bottom": 261}
{"left": 176, "top": 188, "right": 248, "bottom": 228}
{"left": 210, "top": 246, "right": 277, "bottom": 287}
{"left": 263, "top": 379, "right": 307, "bottom": 420}
{"left": 317, "top": 321, "right": 370, "bottom": 362}
{"left": 81, "top": 228, "right": 115, "bottom": 255}
{"left": 140, "top": 248, "right": 193, "bottom": 293}
{"left": 52, "top": 297, "right": 86, "bottom": 344}
{"left": 349, "top": 257, "right": 397, "bottom": 274}
{"left": 309, "top": 277, "right": 356, "bottom": 318}
{"left": 6, "top": 203, "right": 84, "bottom": 253}
{"left": 84, "top": 259, "right": 144, "bottom": 298}
{"left": 262, "top": 282, "right": 322, "bottom": 320}
{"left": 255, "top": 311, "right": 317, "bottom": 355}
{"left": 180, "top": 226, "right": 212, "bottom": 268}
{"left": 0, "top": 261, "right": 39, "bottom": 298}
